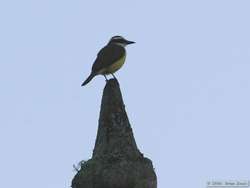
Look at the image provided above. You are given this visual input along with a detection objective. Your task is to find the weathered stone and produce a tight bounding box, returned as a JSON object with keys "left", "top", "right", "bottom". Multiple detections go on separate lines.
{"left": 72, "top": 79, "right": 157, "bottom": 188}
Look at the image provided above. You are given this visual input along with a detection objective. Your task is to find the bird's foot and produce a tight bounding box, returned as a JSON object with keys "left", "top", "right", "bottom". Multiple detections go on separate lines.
{"left": 104, "top": 75, "right": 108, "bottom": 82}
{"left": 111, "top": 73, "right": 117, "bottom": 80}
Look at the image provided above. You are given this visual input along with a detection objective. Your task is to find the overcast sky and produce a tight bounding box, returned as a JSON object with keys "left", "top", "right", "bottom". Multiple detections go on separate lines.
{"left": 0, "top": 0, "right": 250, "bottom": 188}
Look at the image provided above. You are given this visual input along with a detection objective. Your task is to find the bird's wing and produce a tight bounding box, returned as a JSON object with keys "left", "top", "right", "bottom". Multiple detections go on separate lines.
{"left": 91, "top": 44, "right": 125, "bottom": 73}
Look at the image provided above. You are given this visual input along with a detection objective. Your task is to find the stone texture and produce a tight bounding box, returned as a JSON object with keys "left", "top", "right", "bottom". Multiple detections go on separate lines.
{"left": 72, "top": 79, "right": 157, "bottom": 188}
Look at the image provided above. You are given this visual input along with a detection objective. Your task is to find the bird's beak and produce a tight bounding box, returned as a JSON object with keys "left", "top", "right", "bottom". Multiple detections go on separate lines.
{"left": 126, "top": 40, "right": 135, "bottom": 45}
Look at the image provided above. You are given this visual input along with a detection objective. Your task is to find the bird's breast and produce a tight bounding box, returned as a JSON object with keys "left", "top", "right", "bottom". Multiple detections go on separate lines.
{"left": 105, "top": 54, "right": 126, "bottom": 74}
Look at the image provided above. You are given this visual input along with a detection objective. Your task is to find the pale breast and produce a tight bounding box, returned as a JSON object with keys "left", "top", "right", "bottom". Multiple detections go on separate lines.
{"left": 105, "top": 54, "right": 126, "bottom": 74}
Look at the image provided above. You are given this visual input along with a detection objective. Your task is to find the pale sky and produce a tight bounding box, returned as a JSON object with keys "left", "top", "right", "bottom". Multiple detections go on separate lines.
{"left": 0, "top": 0, "right": 250, "bottom": 188}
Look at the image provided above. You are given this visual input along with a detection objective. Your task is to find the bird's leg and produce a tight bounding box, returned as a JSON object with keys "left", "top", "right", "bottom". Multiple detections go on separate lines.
{"left": 111, "top": 73, "right": 117, "bottom": 80}
{"left": 104, "top": 75, "right": 108, "bottom": 81}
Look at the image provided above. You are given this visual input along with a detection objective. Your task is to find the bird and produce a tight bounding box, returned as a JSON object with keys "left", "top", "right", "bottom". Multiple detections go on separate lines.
{"left": 81, "top": 36, "right": 135, "bottom": 86}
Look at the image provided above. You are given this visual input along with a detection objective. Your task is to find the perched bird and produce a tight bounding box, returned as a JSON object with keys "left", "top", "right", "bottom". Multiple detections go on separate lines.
{"left": 81, "top": 36, "right": 135, "bottom": 86}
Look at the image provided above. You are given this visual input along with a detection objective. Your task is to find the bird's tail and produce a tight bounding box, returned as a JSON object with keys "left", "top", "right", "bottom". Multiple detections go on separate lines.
{"left": 81, "top": 72, "right": 96, "bottom": 86}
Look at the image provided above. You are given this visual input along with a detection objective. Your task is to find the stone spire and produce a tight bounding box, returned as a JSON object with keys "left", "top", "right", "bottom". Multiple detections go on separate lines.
{"left": 72, "top": 79, "right": 157, "bottom": 188}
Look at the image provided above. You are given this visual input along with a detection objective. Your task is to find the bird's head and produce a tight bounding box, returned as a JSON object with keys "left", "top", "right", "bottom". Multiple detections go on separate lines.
{"left": 108, "top": 36, "right": 135, "bottom": 47}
